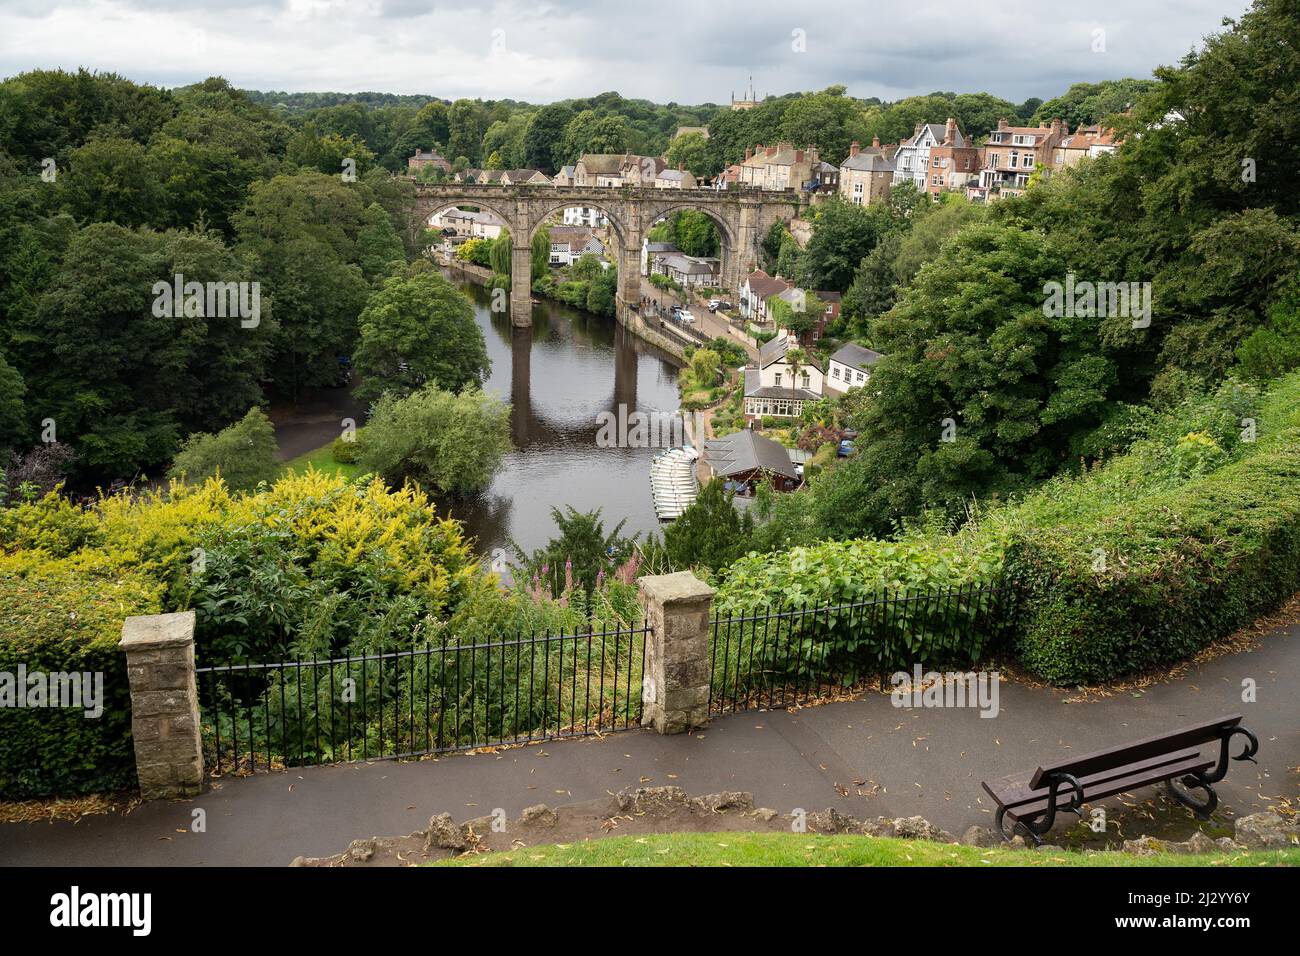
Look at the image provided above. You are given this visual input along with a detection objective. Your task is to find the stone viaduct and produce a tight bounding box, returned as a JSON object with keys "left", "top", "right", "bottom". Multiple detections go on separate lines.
{"left": 413, "top": 183, "right": 802, "bottom": 327}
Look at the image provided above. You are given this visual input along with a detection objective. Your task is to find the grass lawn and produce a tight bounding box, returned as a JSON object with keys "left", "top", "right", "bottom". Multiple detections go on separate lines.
{"left": 433, "top": 831, "right": 1300, "bottom": 868}
{"left": 278, "top": 443, "right": 366, "bottom": 481}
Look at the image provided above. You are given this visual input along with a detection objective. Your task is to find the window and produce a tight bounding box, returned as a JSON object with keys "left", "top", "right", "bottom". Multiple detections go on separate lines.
{"left": 855, "top": 371, "right": 865, "bottom": 383}
{"left": 830, "top": 366, "right": 839, "bottom": 379}
{"left": 774, "top": 372, "right": 782, "bottom": 386}
{"left": 801, "top": 373, "right": 810, "bottom": 388}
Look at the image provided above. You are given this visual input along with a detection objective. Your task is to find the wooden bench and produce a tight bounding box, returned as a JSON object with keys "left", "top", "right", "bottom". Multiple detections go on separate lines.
{"left": 981, "top": 714, "right": 1258, "bottom": 844}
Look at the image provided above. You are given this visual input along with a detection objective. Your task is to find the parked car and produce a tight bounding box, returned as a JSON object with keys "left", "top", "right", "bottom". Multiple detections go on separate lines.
{"left": 678, "top": 311, "right": 696, "bottom": 325}
{"left": 708, "top": 300, "right": 734, "bottom": 313}
{"left": 837, "top": 439, "right": 856, "bottom": 458}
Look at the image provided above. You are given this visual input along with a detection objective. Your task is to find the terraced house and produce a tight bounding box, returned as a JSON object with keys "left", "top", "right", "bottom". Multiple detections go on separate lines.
{"left": 892, "top": 118, "right": 969, "bottom": 192}
{"left": 972, "top": 118, "right": 1066, "bottom": 200}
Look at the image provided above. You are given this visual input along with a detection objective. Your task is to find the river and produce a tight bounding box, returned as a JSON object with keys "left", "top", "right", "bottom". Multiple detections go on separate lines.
{"left": 434, "top": 272, "right": 684, "bottom": 559}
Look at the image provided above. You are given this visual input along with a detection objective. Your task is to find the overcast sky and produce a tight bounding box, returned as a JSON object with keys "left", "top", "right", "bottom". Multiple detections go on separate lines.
{"left": 0, "top": 0, "right": 1250, "bottom": 104}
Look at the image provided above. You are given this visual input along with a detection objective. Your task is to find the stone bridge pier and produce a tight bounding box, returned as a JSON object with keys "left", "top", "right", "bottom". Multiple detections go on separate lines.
{"left": 413, "top": 183, "right": 800, "bottom": 329}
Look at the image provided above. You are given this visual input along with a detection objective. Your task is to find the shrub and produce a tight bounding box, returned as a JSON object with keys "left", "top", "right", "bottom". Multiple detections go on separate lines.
{"left": 167, "top": 407, "right": 278, "bottom": 492}
{"left": 358, "top": 386, "right": 511, "bottom": 497}
{"left": 1007, "top": 373, "right": 1300, "bottom": 683}
{"left": 0, "top": 567, "right": 161, "bottom": 798}
{"left": 332, "top": 432, "right": 363, "bottom": 464}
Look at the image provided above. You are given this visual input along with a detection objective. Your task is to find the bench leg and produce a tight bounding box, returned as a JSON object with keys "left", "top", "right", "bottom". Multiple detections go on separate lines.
{"left": 1165, "top": 773, "right": 1218, "bottom": 818}
{"left": 995, "top": 807, "right": 1047, "bottom": 847}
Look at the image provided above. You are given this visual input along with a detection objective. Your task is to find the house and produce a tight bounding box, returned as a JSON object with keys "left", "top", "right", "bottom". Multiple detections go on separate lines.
{"left": 839, "top": 139, "right": 895, "bottom": 205}
{"left": 427, "top": 207, "right": 476, "bottom": 234}
{"left": 892, "top": 118, "right": 969, "bottom": 193}
{"left": 812, "top": 290, "right": 841, "bottom": 340}
{"left": 408, "top": 149, "right": 452, "bottom": 174}
{"left": 655, "top": 167, "right": 697, "bottom": 189}
{"left": 552, "top": 165, "right": 576, "bottom": 186}
{"left": 573, "top": 153, "right": 665, "bottom": 187}
{"left": 642, "top": 239, "right": 679, "bottom": 275}
{"left": 653, "top": 253, "right": 717, "bottom": 287}
{"left": 742, "top": 332, "right": 824, "bottom": 420}
{"left": 825, "top": 342, "right": 884, "bottom": 394}
{"left": 1050, "top": 125, "right": 1120, "bottom": 170}
{"left": 735, "top": 142, "right": 820, "bottom": 192}
{"left": 563, "top": 206, "right": 609, "bottom": 228}
{"left": 500, "top": 169, "right": 549, "bottom": 185}
{"left": 455, "top": 168, "right": 482, "bottom": 184}
{"left": 809, "top": 160, "right": 839, "bottom": 193}
{"left": 467, "top": 209, "right": 505, "bottom": 240}
{"left": 477, "top": 169, "right": 506, "bottom": 184}
{"left": 702, "top": 429, "right": 801, "bottom": 493}
{"left": 548, "top": 226, "right": 605, "bottom": 266}
{"left": 739, "top": 269, "right": 793, "bottom": 324}
{"left": 972, "top": 118, "right": 1067, "bottom": 200}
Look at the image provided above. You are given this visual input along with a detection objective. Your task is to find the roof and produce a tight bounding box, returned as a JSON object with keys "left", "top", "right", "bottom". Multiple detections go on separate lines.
{"left": 504, "top": 169, "right": 546, "bottom": 182}
{"left": 840, "top": 151, "right": 895, "bottom": 173}
{"left": 645, "top": 241, "right": 678, "bottom": 253}
{"left": 556, "top": 165, "right": 576, "bottom": 177}
{"left": 548, "top": 226, "right": 601, "bottom": 247}
{"left": 744, "top": 269, "right": 792, "bottom": 300}
{"left": 657, "top": 169, "right": 692, "bottom": 182}
{"left": 758, "top": 332, "right": 821, "bottom": 372}
{"left": 703, "top": 428, "right": 799, "bottom": 480}
{"left": 659, "top": 254, "right": 715, "bottom": 276}
{"left": 576, "top": 153, "right": 627, "bottom": 175}
{"left": 829, "top": 342, "right": 885, "bottom": 371}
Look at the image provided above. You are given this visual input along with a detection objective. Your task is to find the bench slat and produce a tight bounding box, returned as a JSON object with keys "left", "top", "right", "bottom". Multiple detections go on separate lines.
{"left": 1028, "top": 714, "right": 1240, "bottom": 789}
{"left": 986, "top": 748, "right": 1207, "bottom": 810}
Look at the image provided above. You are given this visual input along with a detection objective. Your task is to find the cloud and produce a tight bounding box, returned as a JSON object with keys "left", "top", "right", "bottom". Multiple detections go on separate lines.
{"left": 0, "top": 0, "right": 1253, "bottom": 103}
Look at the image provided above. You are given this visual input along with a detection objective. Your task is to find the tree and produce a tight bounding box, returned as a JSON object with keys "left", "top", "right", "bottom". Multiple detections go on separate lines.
{"left": 531, "top": 224, "right": 551, "bottom": 281}
{"left": 147, "top": 136, "right": 255, "bottom": 237}
{"left": 660, "top": 479, "right": 754, "bottom": 572}
{"left": 585, "top": 264, "right": 617, "bottom": 316}
{"left": 510, "top": 506, "right": 636, "bottom": 593}
{"left": 488, "top": 227, "right": 512, "bottom": 277}
{"left": 446, "top": 99, "right": 489, "bottom": 166}
{"left": 356, "top": 201, "right": 406, "bottom": 285}
{"left": 59, "top": 137, "right": 164, "bottom": 227}
{"left": 167, "top": 407, "right": 278, "bottom": 492}
{"left": 0, "top": 353, "right": 26, "bottom": 453}
{"left": 353, "top": 269, "right": 489, "bottom": 403}
{"left": 358, "top": 385, "right": 511, "bottom": 497}
{"left": 523, "top": 103, "right": 572, "bottom": 172}
{"left": 800, "top": 198, "right": 878, "bottom": 292}
{"left": 665, "top": 132, "right": 717, "bottom": 180}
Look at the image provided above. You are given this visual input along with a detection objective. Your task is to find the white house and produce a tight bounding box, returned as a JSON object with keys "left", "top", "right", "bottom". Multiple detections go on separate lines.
{"left": 642, "top": 239, "right": 679, "bottom": 276}
{"left": 655, "top": 167, "right": 697, "bottom": 189}
{"left": 468, "top": 210, "right": 505, "bottom": 240}
{"left": 824, "top": 342, "right": 884, "bottom": 394}
{"left": 563, "top": 206, "right": 609, "bottom": 228}
{"left": 743, "top": 332, "right": 824, "bottom": 420}
{"left": 892, "top": 118, "right": 969, "bottom": 192}
{"left": 548, "top": 226, "right": 605, "bottom": 266}
{"left": 653, "top": 253, "right": 717, "bottom": 287}
{"left": 739, "top": 269, "right": 793, "bottom": 324}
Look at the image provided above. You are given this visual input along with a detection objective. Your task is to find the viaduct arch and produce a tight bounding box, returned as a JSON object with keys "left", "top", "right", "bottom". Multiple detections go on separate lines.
{"left": 413, "top": 183, "right": 801, "bottom": 327}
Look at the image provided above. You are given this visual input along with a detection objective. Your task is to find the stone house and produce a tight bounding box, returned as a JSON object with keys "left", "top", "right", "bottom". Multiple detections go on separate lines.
{"left": 839, "top": 139, "right": 895, "bottom": 205}
{"left": 408, "top": 149, "right": 452, "bottom": 174}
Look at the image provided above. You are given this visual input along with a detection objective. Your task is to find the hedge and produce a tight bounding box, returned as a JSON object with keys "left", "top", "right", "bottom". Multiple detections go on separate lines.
{"left": 1007, "top": 397, "right": 1300, "bottom": 684}
{"left": 0, "top": 569, "right": 161, "bottom": 798}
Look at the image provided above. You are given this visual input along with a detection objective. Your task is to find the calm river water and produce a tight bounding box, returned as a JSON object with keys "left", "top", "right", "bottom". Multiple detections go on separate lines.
{"left": 434, "top": 273, "right": 683, "bottom": 558}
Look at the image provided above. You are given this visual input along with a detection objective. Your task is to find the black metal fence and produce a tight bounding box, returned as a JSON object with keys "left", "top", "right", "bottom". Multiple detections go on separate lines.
{"left": 708, "top": 580, "right": 1013, "bottom": 714}
{"left": 197, "top": 624, "right": 649, "bottom": 774}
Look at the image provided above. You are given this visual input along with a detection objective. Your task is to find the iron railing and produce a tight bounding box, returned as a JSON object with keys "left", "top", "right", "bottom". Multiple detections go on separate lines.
{"left": 197, "top": 624, "right": 649, "bottom": 775}
{"left": 708, "top": 580, "right": 1013, "bottom": 715}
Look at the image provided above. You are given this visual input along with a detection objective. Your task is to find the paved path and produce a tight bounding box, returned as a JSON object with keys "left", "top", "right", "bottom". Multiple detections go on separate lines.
{"left": 3, "top": 620, "right": 1295, "bottom": 867}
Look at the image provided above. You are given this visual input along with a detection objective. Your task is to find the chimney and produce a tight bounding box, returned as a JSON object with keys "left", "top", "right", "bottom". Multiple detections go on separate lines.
{"left": 744, "top": 146, "right": 753, "bottom": 160}
{"left": 795, "top": 149, "right": 804, "bottom": 163}
{"left": 766, "top": 145, "right": 776, "bottom": 157}
{"left": 1050, "top": 118, "right": 1062, "bottom": 135}
{"left": 945, "top": 117, "right": 957, "bottom": 144}
{"left": 997, "top": 118, "right": 1008, "bottom": 131}
{"left": 871, "top": 136, "right": 880, "bottom": 148}
{"left": 914, "top": 122, "right": 923, "bottom": 137}
{"left": 849, "top": 141, "right": 860, "bottom": 158}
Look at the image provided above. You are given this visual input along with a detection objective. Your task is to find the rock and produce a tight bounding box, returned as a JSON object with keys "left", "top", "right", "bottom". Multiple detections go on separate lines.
{"left": 289, "top": 856, "right": 307, "bottom": 867}
{"left": 754, "top": 808, "right": 778, "bottom": 823}
{"left": 892, "top": 816, "right": 952, "bottom": 842}
{"left": 1037, "top": 844, "right": 1065, "bottom": 853}
{"left": 461, "top": 815, "right": 496, "bottom": 841}
{"left": 615, "top": 786, "right": 686, "bottom": 813}
{"left": 806, "top": 808, "right": 860, "bottom": 834}
{"left": 859, "top": 816, "right": 896, "bottom": 838}
{"left": 347, "top": 838, "right": 376, "bottom": 862}
{"left": 1122, "top": 836, "right": 1163, "bottom": 856}
{"left": 1234, "top": 812, "right": 1296, "bottom": 849}
{"left": 961, "top": 826, "right": 1000, "bottom": 848}
{"left": 520, "top": 804, "right": 557, "bottom": 828}
{"left": 424, "top": 812, "right": 467, "bottom": 851}
{"left": 1008, "top": 835, "right": 1027, "bottom": 849}
{"left": 688, "top": 791, "right": 754, "bottom": 814}
{"left": 1216, "top": 837, "right": 1244, "bottom": 850}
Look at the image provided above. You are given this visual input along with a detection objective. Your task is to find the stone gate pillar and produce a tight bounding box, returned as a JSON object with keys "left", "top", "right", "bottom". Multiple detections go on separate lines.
{"left": 638, "top": 572, "right": 714, "bottom": 734}
{"left": 119, "top": 610, "right": 204, "bottom": 799}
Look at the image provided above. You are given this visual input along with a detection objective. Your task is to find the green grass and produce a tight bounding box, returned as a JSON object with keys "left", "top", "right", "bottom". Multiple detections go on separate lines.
{"left": 433, "top": 831, "right": 1300, "bottom": 867}
{"left": 278, "top": 443, "right": 365, "bottom": 480}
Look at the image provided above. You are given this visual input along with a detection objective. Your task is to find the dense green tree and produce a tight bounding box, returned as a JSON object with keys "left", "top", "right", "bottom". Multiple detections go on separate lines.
{"left": 585, "top": 264, "right": 618, "bottom": 317}
{"left": 660, "top": 479, "right": 754, "bottom": 572}
{"left": 446, "top": 99, "right": 489, "bottom": 166}
{"left": 510, "top": 506, "right": 636, "bottom": 593}
{"left": 665, "top": 131, "right": 718, "bottom": 179}
{"left": 355, "top": 201, "right": 406, "bottom": 284}
{"left": 352, "top": 269, "right": 489, "bottom": 402}
{"left": 0, "top": 353, "right": 26, "bottom": 453}
{"left": 167, "top": 406, "right": 278, "bottom": 491}
{"left": 798, "top": 198, "right": 878, "bottom": 292}
{"left": 523, "top": 103, "right": 573, "bottom": 172}
{"left": 359, "top": 385, "right": 510, "bottom": 496}
{"left": 58, "top": 137, "right": 163, "bottom": 227}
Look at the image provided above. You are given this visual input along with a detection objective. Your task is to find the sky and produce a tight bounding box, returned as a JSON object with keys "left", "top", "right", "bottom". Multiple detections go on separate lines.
{"left": 0, "top": 0, "right": 1252, "bottom": 105}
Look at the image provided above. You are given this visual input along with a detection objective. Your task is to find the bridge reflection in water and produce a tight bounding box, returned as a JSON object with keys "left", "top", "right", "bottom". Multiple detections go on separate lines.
{"left": 432, "top": 273, "right": 684, "bottom": 559}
